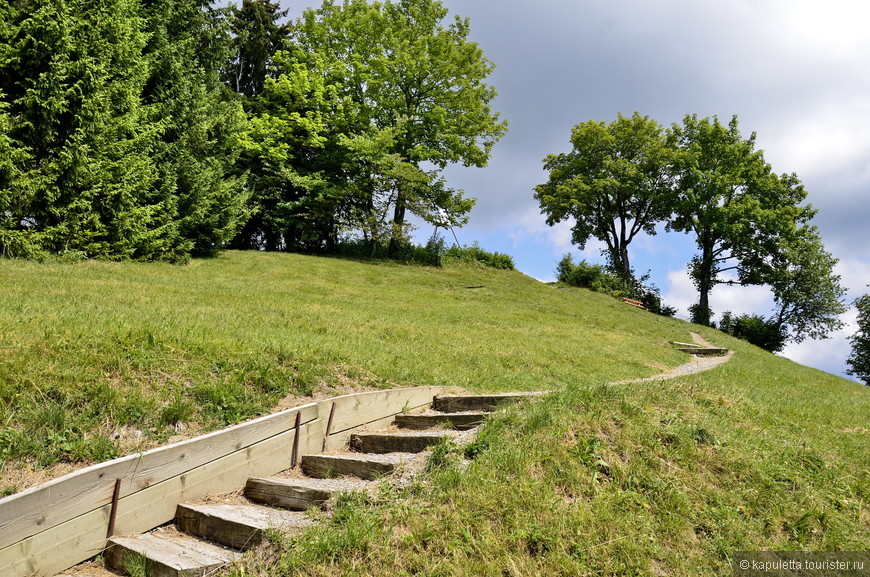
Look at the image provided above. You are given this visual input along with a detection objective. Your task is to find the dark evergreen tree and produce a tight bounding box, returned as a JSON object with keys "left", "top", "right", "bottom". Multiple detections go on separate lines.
{"left": 141, "top": 0, "right": 251, "bottom": 260}
{"left": 224, "top": 0, "right": 290, "bottom": 99}
{"left": 847, "top": 293, "right": 870, "bottom": 386}
{"left": 0, "top": 0, "right": 159, "bottom": 259}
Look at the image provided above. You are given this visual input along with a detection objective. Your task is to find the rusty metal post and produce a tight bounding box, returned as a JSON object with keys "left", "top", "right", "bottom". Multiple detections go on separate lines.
{"left": 322, "top": 402, "right": 337, "bottom": 452}
{"left": 291, "top": 411, "right": 302, "bottom": 468}
{"left": 106, "top": 479, "right": 122, "bottom": 538}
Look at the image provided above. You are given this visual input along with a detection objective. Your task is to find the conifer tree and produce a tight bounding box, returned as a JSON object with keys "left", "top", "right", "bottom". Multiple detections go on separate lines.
{"left": 0, "top": 0, "right": 159, "bottom": 259}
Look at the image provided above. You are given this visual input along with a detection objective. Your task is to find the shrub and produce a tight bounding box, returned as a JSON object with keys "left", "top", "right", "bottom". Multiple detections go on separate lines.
{"left": 719, "top": 312, "right": 786, "bottom": 353}
{"left": 443, "top": 242, "right": 515, "bottom": 270}
{"left": 556, "top": 254, "right": 675, "bottom": 316}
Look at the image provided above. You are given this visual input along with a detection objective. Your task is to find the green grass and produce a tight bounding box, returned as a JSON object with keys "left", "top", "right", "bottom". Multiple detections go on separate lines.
{"left": 226, "top": 336, "right": 869, "bottom": 577}
{"left": 0, "top": 251, "right": 686, "bottom": 474}
{"left": 2, "top": 251, "right": 867, "bottom": 575}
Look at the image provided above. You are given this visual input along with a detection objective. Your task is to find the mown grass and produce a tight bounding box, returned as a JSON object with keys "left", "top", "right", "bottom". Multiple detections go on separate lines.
{"left": 0, "top": 251, "right": 686, "bottom": 480}
{"left": 227, "top": 335, "right": 869, "bottom": 577}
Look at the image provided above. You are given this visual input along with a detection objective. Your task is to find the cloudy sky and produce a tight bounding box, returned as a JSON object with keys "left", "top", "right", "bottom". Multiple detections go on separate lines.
{"left": 283, "top": 0, "right": 870, "bottom": 381}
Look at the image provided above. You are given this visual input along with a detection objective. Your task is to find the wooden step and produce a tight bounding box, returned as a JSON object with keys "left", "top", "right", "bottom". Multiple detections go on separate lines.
{"left": 175, "top": 503, "right": 312, "bottom": 551}
{"left": 349, "top": 431, "right": 452, "bottom": 454}
{"left": 301, "top": 453, "right": 407, "bottom": 480}
{"left": 676, "top": 347, "right": 728, "bottom": 356}
{"left": 432, "top": 392, "right": 543, "bottom": 413}
{"left": 106, "top": 532, "right": 238, "bottom": 577}
{"left": 245, "top": 477, "right": 370, "bottom": 510}
{"left": 394, "top": 411, "right": 486, "bottom": 430}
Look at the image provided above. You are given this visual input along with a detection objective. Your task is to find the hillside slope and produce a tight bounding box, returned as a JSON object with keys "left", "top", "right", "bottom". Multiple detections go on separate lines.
{"left": 1, "top": 251, "right": 868, "bottom": 575}
{"left": 1, "top": 250, "right": 686, "bottom": 487}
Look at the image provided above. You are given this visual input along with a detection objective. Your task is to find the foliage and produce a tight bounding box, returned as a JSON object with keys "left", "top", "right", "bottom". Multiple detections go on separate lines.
{"left": 556, "top": 254, "right": 675, "bottom": 316}
{"left": 292, "top": 0, "right": 507, "bottom": 252}
{"left": 535, "top": 112, "right": 673, "bottom": 280}
{"left": 847, "top": 293, "right": 870, "bottom": 386}
{"left": 0, "top": 0, "right": 250, "bottom": 261}
{"left": 719, "top": 312, "right": 786, "bottom": 353}
{"left": 0, "top": 0, "right": 158, "bottom": 259}
{"left": 141, "top": 0, "right": 252, "bottom": 260}
{"left": 224, "top": 0, "right": 290, "bottom": 99}
{"left": 443, "top": 242, "right": 515, "bottom": 270}
{"left": 766, "top": 227, "right": 846, "bottom": 344}
{"left": 668, "top": 115, "right": 814, "bottom": 326}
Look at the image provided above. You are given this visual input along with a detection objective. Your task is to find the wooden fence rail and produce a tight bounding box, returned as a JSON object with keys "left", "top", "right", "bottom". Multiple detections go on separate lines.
{"left": 0, "top": 386, "right": 459, "bottom": 577}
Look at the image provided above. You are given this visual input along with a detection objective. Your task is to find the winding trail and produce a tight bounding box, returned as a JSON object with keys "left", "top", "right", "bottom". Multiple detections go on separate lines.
{"left": 609, "top": 332, "right": 734, "bottom": 385}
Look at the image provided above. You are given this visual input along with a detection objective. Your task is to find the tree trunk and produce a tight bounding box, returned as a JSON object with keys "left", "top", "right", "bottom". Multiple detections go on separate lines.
{"left": 693, "top": 235, "right": 715, "bottom": 326}
{"left": 388, "top": 188, "right": 406, "bottom": 257}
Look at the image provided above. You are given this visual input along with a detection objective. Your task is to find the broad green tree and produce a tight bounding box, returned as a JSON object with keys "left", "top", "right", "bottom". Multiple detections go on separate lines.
{"left": 767, "top": 227, "right": 845, "bottom": 343}
{"left": 668, "top": 115, "right": 814, "bottom": 326}
{"left": 534, "top": 112, "right": 673, "bottom": 280}
{"left": 294, "top": 0, "right": 507, "bottom": 253}
{"left": 233, "top": 46, "right": 341, "bottom": 250}
{"left": 847, "top": 292, "right": 870, "bottom": 386}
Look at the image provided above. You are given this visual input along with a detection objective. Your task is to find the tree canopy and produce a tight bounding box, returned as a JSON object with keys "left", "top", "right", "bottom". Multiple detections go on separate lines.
{"left": 534, "top": 112, "right": 672, "bottom": 280}
{"left": 847, "top": 292, "right": 870, "bottom": 386}
{"left": 293, "top": 0, "right": 507, "bottom": 253}
{"left": 537, "top": 112, "right": 846, "bottom": 346}
{"left": 668, "top": 114, "right": 816, "bottom": 326}
{"left": 0, "top": 0, "right": 249, "bottom": 261}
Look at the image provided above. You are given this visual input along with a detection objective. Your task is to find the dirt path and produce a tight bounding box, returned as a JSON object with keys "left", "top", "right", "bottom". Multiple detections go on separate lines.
{"left": 609, "top": 332, "right": 734, "bottom": 385}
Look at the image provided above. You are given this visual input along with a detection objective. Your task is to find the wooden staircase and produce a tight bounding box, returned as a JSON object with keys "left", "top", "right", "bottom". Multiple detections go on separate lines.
{"left": 101, "top": 393, "right": 535, "bottom": 577}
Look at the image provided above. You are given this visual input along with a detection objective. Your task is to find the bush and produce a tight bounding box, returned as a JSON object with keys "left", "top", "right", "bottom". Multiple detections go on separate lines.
{"left": 719, "top": 312, "right": 786, "bottom": 353}
{"left": 443, "top": 242, "right": 515, "bottom": 270}
{"left": 333, "top": 237, "right": 515, "bottom": 270}
{"left": 556, "top": 254, "right": 675, "bottom": 316}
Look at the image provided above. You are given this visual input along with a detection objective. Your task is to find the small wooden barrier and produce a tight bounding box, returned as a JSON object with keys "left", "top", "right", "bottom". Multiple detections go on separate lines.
{"left": 0, "top": 385, "right": 461, "bottom": 577}
{"left": 622, "top": 297, "right": 646, "bottom": 309}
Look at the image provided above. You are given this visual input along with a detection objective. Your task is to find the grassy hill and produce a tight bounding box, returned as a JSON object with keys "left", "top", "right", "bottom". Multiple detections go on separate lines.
{"left": 1, "top": 251, "right": 868, "bottom": 575}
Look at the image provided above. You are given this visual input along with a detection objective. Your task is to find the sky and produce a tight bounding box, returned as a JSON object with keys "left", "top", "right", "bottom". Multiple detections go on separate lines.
{"left": 282, "top": 0, "right": 870, "bottom": 381}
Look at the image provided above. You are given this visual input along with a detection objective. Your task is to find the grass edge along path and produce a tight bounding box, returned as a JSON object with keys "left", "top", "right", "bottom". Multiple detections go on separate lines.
{"left": 222, "top": 335, "right": 869, "bottom": 577}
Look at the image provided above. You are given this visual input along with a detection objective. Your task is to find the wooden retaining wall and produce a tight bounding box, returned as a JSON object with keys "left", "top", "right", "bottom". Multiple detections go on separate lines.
{"left": 0, "top": 386, "right": 460, "bottom": 577}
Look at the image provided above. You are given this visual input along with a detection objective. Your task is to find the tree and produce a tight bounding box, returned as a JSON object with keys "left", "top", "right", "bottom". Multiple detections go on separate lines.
{"left": 141, "top": 0, "right": 251, "bottom": 260}
{"left": 0, "top": 0, "right": 250, "bottom": 261}
{"left": 0, "top": 0, "right": 159, "bottom": 259}
{"left": 224, "top": 0, "right": 290, "bottom": 99}
{"left": 294, "top": 0, "right": 507, "bottom": 253}
{"left": 766, "top": 227, "right": 846, "bottom": 343}
{"left": 847, "top": 292, "right": 870, "bottom": 386}
{"left": 534, "top": 113, "right": 673, "bottom": 280}
{"left": 668, "top": 115, "right": 814, "bottom": 326}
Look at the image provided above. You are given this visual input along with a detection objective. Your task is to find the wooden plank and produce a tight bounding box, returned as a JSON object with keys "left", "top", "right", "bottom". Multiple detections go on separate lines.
{"left": 319, "top": 386, "right": 458, "bottom": 435}
{"left": 433, "top": 392, "right": 543, "bottom": 412}
{"left": 301, "top": 454, "right": 399, "bottom": 480}
{"left": 0, "top": 419, "right": 325, "bottom": 577}
{"left": 176, "top": 504, "right": 311, "bottom": 550}
{"left": 349, "top": 431, "right": 452, "bottom": 454}
{"left": 394, "top": 412, "right": 486, "bottom": 430}
{"left": 0, "top": 403, "right": 319, "bottom": 551}
{"left": 106, "top": 533, "right": 238, "bottom": 577}
{"left": 245, "top": 477, "right": 369, "bottom": 510}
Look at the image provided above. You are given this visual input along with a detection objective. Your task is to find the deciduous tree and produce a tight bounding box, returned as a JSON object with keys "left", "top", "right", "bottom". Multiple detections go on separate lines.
{"left": 767, "top": 227, "right": 846, "bottom": 343}
{"left": 668, "top": 115, "right": 814, "bottom": 326}
{"left": 294, "top": 0, "right": 507, "bottom": 253}
{"left": 847, "top": 292, "right": 870, "bottom": 386}
{"left": 534, "top": 112, "right": 673, "bottom": 280}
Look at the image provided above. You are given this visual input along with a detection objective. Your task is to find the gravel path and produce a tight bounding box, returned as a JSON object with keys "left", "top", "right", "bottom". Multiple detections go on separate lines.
{"left": 609, "top": 332, "right": 733, "bottom": 385}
